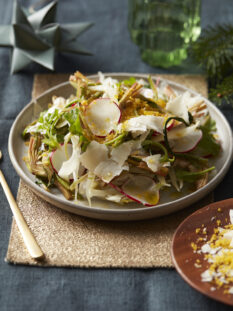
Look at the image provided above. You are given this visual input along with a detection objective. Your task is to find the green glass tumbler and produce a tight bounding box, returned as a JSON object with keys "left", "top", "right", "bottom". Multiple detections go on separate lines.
{"left": 128, "top": 0, "right": 201, "bottom": 68}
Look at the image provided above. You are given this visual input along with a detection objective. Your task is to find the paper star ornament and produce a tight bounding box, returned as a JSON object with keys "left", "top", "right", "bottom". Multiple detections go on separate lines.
{"left": 0, "top": 0, "right": 93, "bottom": 73}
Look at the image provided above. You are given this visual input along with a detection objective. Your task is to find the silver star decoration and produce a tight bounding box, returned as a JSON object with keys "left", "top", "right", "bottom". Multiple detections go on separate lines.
{"left": 0, "top": 0, "right": 93, "bottom": 73}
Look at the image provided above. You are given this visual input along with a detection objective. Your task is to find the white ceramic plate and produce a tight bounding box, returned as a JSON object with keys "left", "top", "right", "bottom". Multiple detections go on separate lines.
{"left": 8, "top": 73, "right": 233, "bottom": 221}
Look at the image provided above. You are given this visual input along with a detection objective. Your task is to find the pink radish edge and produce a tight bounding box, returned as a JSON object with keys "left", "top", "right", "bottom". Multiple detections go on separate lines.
{"left": 49, "top": 149, "right": 58, "bottom": 174}
{"left": 49, "top": 142, "right": 72, "bottom": 174}
{"left": 152, "top": 119, "right": 174, "bottom": 137}
{"left": 71, "top": 102, "right": 78, "bottom": 107}
{"left": 155, "top": 77, "right": 160, "bottom": 87}
{"left": 173, "top": 130, "right": 203, "bottom": 153}
{"left": 109, "top": 181, "right": 159, "bottom": 207}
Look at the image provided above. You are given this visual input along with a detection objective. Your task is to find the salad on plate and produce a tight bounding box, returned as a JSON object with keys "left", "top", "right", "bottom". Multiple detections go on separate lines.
{"left": 22, "top": 72, "right": 221, "bottom": 207}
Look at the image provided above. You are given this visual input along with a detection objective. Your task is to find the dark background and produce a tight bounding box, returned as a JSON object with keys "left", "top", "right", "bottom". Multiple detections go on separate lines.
{"left": 0, "top": 0, "right": 233, "bottom": 310}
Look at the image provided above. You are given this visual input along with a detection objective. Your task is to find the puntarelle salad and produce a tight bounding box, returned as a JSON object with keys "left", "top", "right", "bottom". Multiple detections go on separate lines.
{"left": 22, "top": 72, "right": 221, "bottom": 207}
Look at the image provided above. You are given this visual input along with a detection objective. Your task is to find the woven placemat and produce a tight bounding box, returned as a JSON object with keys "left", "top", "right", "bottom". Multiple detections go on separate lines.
{"left": 6, "top": 73, "right": 212, "bottom": 268}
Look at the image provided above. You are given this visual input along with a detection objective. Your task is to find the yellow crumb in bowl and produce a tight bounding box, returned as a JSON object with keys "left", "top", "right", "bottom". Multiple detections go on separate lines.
{"left": 192, "top": 209, "right": 233, "bottom": 294}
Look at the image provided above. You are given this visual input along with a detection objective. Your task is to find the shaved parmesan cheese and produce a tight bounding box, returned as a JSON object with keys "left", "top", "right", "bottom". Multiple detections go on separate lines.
{"left": 140, "top": 83, "right": 166, "bottom": 100}
{"left": 58, "top": 136, "right": 81, "bottom": 181}
{"left": 52, "top": 96, "right": 66, "bottom": 109}
{"left": 111, "top": 141, "right": 134, "bottom": 166}
{"left": 166, "top": 91, "right": 190, "bottom": 123}
{"left": 80, "top": 141, "right": 130, "bottom": 183}
{"left": 80, "top": 141, "right": 108, "bottom": 172}
{"left": 89, "top": 72, "right": 119, "bottom": 101}
{"left": 143, "top": 155, "right": 161, "bottom": 172}
{"left": 142, "top": 154, "right": 170, "bottom": 172}
{"left": 95, "top": 137, "right": 149, "bottom": 182}
{"left": 139, "top": 88, "right": 154, "bottom": 100}
{"left": 94, "top": 160, "right": 129, "bottom": 183}
{"left": 119, "top": 115, "right": 164, "bottom": 136}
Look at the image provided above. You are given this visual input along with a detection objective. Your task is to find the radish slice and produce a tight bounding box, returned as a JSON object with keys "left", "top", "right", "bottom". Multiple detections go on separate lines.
{"left": 50, "top": 144, "right": 72, "bottom": 174}
{"left": 152, "top": 124, "right": 203, "bottom": 153}
{"left": 166, "top": 119, "right": 175, "bottom": 131}
{"left": 169, "top": 125, "right": 203, "bottom": 153}
{"left": 122, "top": 175, "right": 160, "bottom": 206}
{"left": 84, "top": 98, "right": 121, "bottom": 136}
{"left": 110, "top": 175, "right": 160, "bottom": 207}
{"left": 152, "top": 119, "right": 174, "bottom": 136}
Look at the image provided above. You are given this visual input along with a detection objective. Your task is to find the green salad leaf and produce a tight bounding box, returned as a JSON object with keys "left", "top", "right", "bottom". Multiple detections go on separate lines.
{"left": 64, "top": 108, "right": 82, "bottom": 135}
{"left": 122, "top": 77, "right": 136, "bottom": 87}
{"left": 148, "top": 75, "right": 158, "bottom": 100}
{"left": 105, "top": 132, "right": 127, "bottom": 147}
{"left": 37, "top": 108, "right": 61, "bottom": 149}
{"left": 64, "top": 108, "right": 89, "bottom": 150}
{"left": 175, "top": 166, "right": 215, "bottom": 182}
{"left": 198, "top": 117, "right": 221, "bottom": 156}
{"left": 142, "top": 140, "right": 174, "bottom": 163}
{"left": 174, "top": 153, "right": 208, "bottom": 166}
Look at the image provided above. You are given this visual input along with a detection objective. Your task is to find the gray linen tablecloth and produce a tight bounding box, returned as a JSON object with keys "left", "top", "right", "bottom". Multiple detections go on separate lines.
{"left": 0, "top": 0, "right": 233, "bottom": 310}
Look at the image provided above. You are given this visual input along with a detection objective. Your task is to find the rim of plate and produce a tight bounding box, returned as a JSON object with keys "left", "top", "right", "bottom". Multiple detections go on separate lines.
{"left": 8, "top": 73, "right": 233, "bottom": 217}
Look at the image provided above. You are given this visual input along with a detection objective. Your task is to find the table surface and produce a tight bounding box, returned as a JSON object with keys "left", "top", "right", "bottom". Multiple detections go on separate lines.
{"left": 1, "top": 0, "right": 233, "bottom": 310}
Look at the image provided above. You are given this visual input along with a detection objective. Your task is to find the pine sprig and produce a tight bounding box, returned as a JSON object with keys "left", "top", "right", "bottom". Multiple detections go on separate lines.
{"left": 191, "top": 24, "right": 233, "bottom": 78}
{"left": 191, "top": 23, "right": 233, "bottom": 106}
{"left": 209, "top": 74, "right": 233, "bottom": 105}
